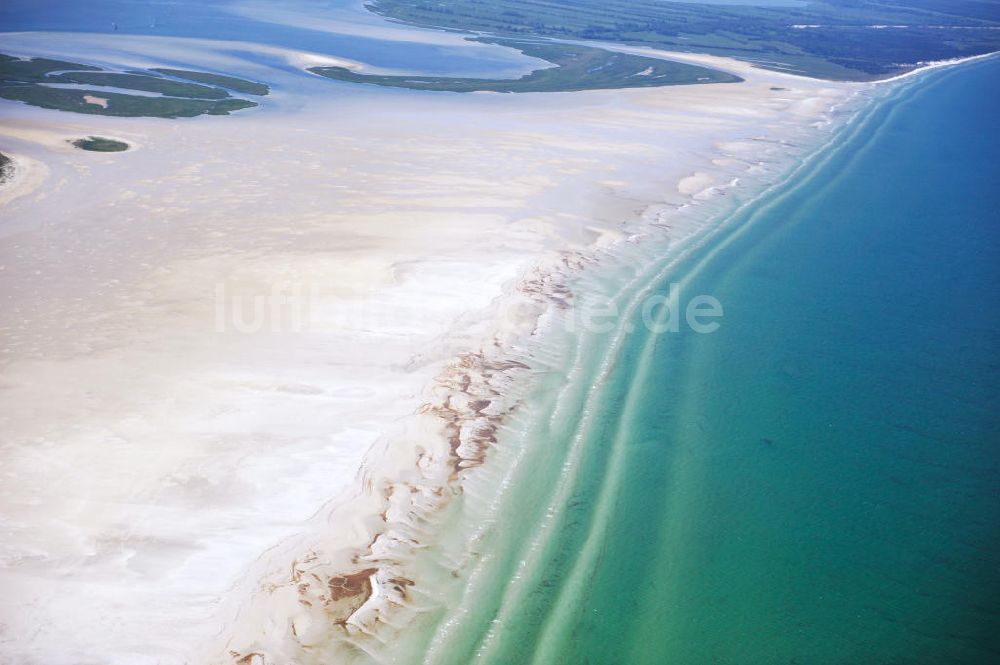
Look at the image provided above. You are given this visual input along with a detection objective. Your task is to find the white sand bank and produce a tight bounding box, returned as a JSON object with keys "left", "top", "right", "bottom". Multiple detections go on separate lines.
{"left": 0, "top": 36, "right": 866, "bottom": 665}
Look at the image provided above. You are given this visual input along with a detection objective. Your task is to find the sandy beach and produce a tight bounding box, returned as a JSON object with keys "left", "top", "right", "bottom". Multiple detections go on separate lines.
{"left": 0, "top": 28, "right": 868, "bottom": 664}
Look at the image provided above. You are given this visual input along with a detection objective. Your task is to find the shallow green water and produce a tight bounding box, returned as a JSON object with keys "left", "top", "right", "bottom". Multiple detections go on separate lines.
{"left": 417, "top": 58, "right": 1000, "bottom": 665}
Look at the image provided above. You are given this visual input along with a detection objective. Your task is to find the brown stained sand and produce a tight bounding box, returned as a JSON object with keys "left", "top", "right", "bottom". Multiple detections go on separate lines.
{"left": 427, "top": 352, "right": 528, "bottom": 475}
{"left": 224, "top": 256, "right": 587, "bottom": 665}
{"left": 328, "top": 569, "right": 377, "bottom": 611}
{"left": 226, "top": 342, "right": 536, "bottom": 663}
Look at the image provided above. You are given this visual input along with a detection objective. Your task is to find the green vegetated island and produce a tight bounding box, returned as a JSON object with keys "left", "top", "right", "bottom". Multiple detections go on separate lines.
{"left": 0, "top": 151, "right": 13, "bottom": 184}
{"left": 0, "top": 54, "right": 269, "bottom": 118}
{"left": 369, "top": 0, "right": 1000, "bottom": 81}
{"left": 71, "top": 136, "right": 130, "bottom": 152}
{"left": 311, "top": 37, "right": 741, "bottom": 92}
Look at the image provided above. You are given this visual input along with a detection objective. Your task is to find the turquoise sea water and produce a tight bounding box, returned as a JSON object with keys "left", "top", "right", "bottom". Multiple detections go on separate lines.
{"left": 408, "top": 58, "right": 1000, "bottom": 665}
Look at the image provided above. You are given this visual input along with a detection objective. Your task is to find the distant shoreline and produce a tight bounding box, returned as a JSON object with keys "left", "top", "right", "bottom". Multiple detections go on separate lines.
{"left": 368, "top": 0, "right": 1000, "bottom": 82}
